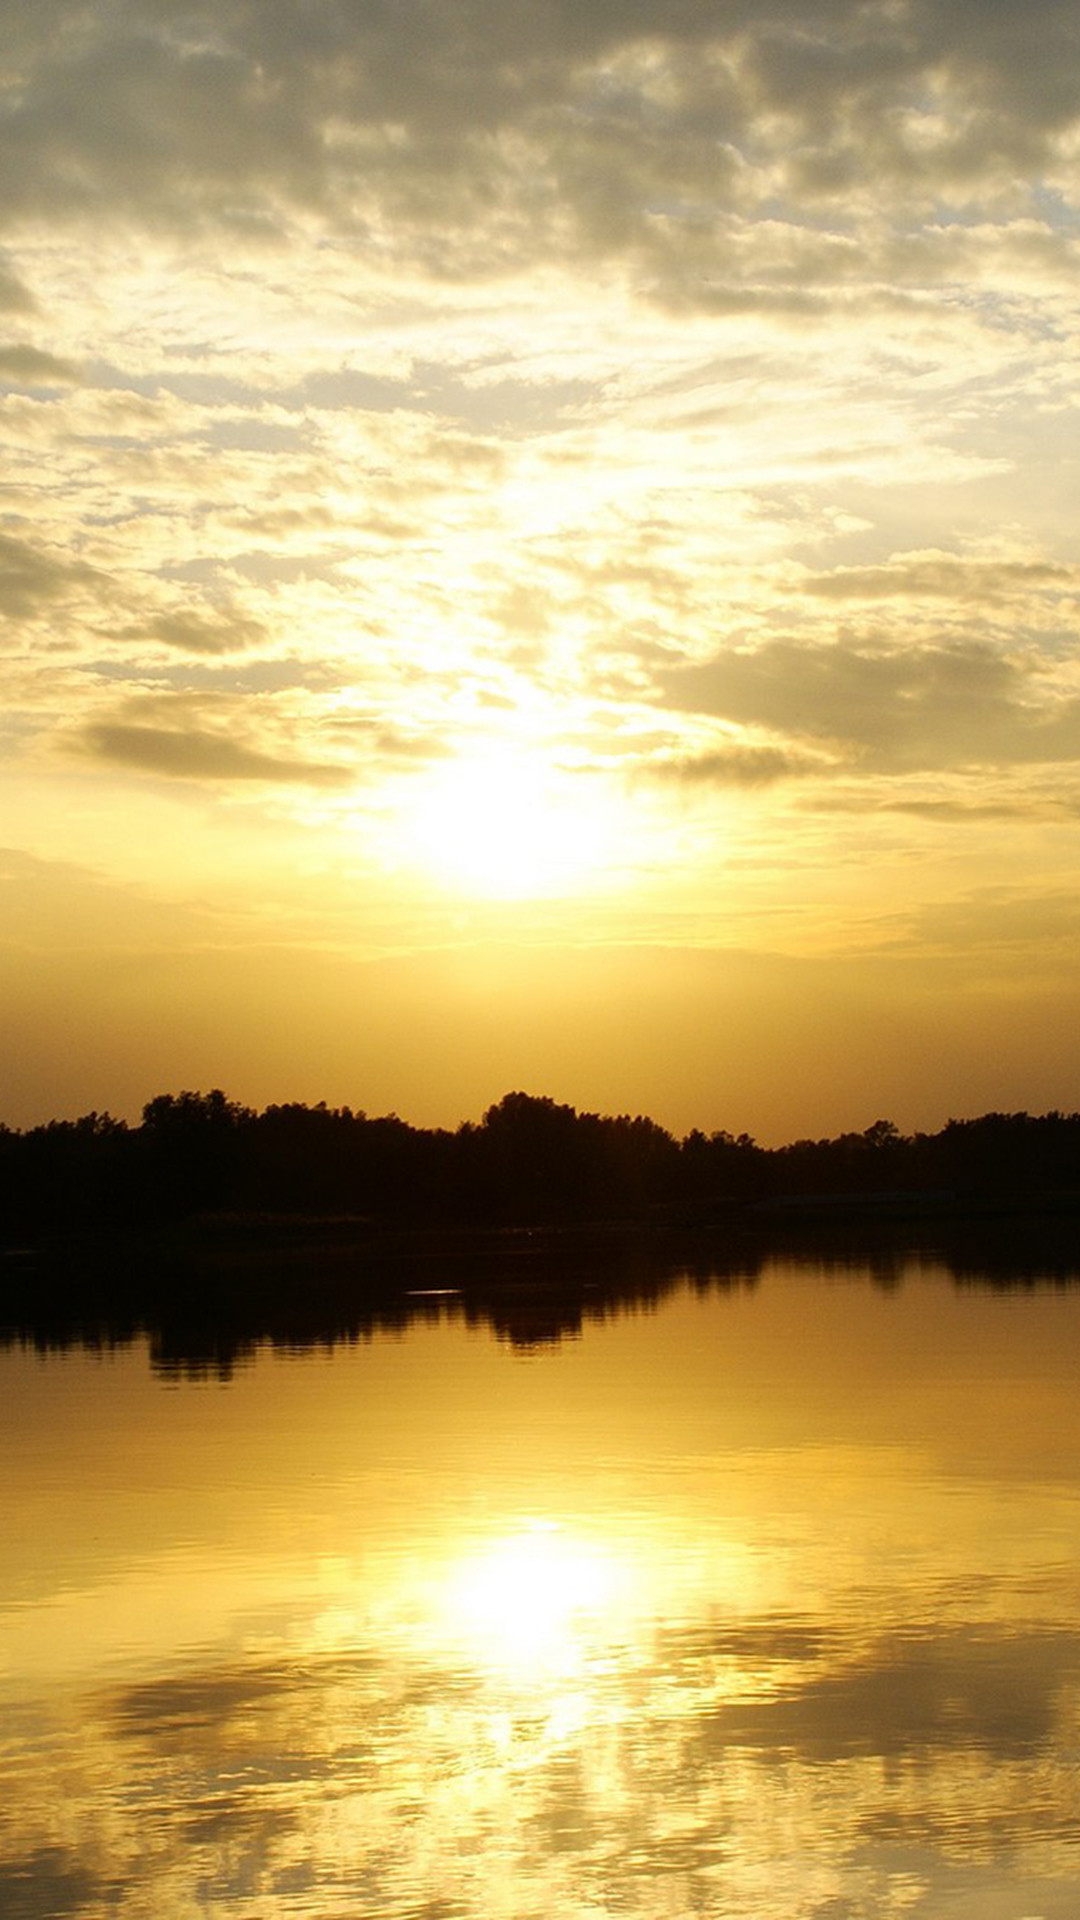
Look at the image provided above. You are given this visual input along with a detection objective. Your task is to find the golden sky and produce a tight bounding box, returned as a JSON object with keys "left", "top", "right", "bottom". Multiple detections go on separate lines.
{"left": 2, "top": 0, "right": 1080, "bottom": 1138}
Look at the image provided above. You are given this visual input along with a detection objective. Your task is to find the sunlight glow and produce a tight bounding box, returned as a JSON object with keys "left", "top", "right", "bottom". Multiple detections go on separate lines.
{"left": 397, "top": 748, "right": 625, "bottom": 900}
{"left": 444, "top": 1522, "right": 630, "bottom": 1677}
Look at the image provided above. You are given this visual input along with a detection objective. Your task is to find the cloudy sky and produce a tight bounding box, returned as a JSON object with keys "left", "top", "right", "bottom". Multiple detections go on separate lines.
{"left": 3, "top": 0, "right": 1080, "bottom": 1138}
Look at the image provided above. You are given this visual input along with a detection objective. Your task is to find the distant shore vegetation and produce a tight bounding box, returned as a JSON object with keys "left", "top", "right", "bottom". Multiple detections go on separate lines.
{"left": 3, "top": 1090, "right": 1080, "bottom": 1237}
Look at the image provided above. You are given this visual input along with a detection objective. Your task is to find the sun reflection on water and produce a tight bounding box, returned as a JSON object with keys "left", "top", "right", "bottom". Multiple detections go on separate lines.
{"left": 6, "top": 1279, "right": 1080, "bottom": 1920}
{"left": 442, "top": 1520, "right": 633, "bottom": 1681}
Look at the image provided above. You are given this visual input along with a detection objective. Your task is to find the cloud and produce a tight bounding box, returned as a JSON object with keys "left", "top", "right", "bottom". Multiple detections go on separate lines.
{"left": 812, "top": 791, "right": 1042, "bottom": 822}
{"left": 322, "top": 717, "right": 455, "bottom": 765}
{"left": 0, "top": 532, "right": 96, "bottom": 622}
{"left": 77, "top": 722, "right": 349, "bottom": 787}
{"left": 142, "top": 609, "right": 266, "bottom": 656}
{"left": 800, "top": 554, "right": 1080, "bottom": 605}
{"left": 893, "top": 885, "right": 1080, "bottom": 957}
{"left": 802, "top": 766, "right": 1080, "bottom": 823}
{"left": 0, "top": 256, "right": 34, "bottom": 311}
{"left": 0, "top": 845, "right": 220, "bottom": 949}
{"left": 0, "top": 343, "right": 77, "bottom": 384}
{"left": 659, "top": 638, "right": 1080, "bottom": 773}
{"left": 298, "top": 360, "right": 599, "bottom": 436}
{"left": 1, "top": 0, "right": 1077, "bottom": 301}
{"left": 644, "top": 741, "right": 825, "bottom": 786}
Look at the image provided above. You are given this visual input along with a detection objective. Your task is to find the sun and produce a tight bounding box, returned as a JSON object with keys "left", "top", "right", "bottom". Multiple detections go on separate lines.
{"left": 397, "top": 746, "right": 622, "bottom": 901}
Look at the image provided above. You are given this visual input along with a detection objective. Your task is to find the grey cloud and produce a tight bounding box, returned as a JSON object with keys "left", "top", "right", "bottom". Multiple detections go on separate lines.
{"left": 78, "top": 722, "right": 349, "bottom": 786}
{"left": 813, "top": 791, "right": 1041, "bottom": 821}
{"left": 136, "top": 657, "right": 342, "bottom": 695}
{"left": 324, "top": 720, "right": 453, "bottom": 765}
{"left": 747, "top": 0, "right": 1080, "bottom": 193}
{"left": 891, "top": 797, "right": 1035, "bottom": 819}
{"left": 0, "top": 257, "right": 35, "bottom": 312}
{"left": 200, "top": 417, "right": 307, "bottom": 454}
{"left": 0, "top": 27, "right": 328, "bottom": 234}
{"left": 646, "top": 742, "right": 823, "bottom": 786}
{"left": 299, "top": 360, "right": 599, "bottom": 434}
{"left": 0, "top": 1, "right": 1076, "bottom": 292}
{"left": 883, "top": 217, "right": 1080, "bottom": 286}
{"left": 221, "top": 505, "right": 346, "bottom": 544}
{"left": 660, "top": 638, "right": 1080, "bottom": 772}
{"left": 657, "top": 280, "right": 833, "bottom": 319}
{"left": 801, "top": 557, "right": 1079, "bottom": 604}
{"left": 0, "top": 344, "right": 77, "bottom": 385}
{"left": 909, "top": 0, "right": 1080, "bottom": 135}
{"left": 0, "top": 532, "right": 95, "bottom": 621}
{"left": 217, "top": 545, "right": 358, "bottom": 588}
{"left": 143, "top": 609, "right": 265, "bottom": 655}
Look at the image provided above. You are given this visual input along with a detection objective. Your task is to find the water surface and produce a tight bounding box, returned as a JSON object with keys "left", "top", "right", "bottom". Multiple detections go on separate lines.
{"left": 2, "top": 1252, "right": 1079, "bottom": 1918}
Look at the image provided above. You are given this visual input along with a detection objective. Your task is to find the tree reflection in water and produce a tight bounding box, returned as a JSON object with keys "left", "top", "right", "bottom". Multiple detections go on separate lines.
{"left": 2, "top": 1254, "right": 1080, "bottom": 1918}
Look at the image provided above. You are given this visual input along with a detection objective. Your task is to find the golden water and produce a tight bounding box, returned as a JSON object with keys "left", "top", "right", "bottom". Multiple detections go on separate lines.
{"left": 2, "top": 1257, "right": 1079, "bottom": 1918}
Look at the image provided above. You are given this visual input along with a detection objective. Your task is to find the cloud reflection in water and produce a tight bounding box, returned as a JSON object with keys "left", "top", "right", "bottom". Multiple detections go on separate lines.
{"left": 2, "top": 1263, "right": 1080, "bottom": 1917}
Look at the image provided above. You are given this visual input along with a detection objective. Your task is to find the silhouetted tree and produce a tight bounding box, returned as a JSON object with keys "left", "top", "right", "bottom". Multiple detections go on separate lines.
{"left": 139, "top": 1089, "right": 253, "bottom": 1216}
{"left": 3, "top": 1088, "right": 1080, "bottom": 1240}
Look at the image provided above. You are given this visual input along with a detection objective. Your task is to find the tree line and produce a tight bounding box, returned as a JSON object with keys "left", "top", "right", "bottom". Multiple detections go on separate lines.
{"left": 2, "top": 1089, "right": 1080, "bottom": 1236}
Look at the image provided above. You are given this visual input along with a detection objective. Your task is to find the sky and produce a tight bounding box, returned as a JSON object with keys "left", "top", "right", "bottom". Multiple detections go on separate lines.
{"left": 2, "top": 0, "right": 1080, "bottom": 1142}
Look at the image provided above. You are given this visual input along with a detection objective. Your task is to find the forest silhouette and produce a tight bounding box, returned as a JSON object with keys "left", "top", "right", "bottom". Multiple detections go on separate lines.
{"left": 3, "top": 1088, "right": 1080, "bottom": 1237}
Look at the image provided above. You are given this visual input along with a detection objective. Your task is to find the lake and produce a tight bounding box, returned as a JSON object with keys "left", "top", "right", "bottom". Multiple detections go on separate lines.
{"left": 2, "top": 1245, "right": 1079, "bottom": 1919}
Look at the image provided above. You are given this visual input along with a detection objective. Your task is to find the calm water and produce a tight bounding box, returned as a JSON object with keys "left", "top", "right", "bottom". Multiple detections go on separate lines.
{"left": 2, "top": 1252, "right": 1080, "bottom": 1919}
